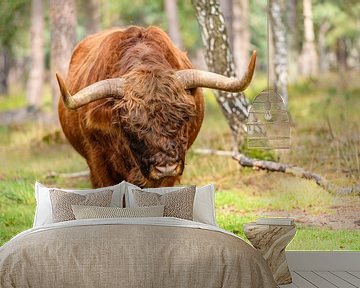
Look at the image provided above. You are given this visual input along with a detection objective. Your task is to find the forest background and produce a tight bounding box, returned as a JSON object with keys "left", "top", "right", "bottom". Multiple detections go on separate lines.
{"left": 0, "top": 0, "right": 359, "bottom": 249}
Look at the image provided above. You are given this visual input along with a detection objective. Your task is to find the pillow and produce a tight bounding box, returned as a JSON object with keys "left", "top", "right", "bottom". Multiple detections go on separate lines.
{"left": 125, "top": 182, "right": 217, "bottom": 226}
{"left": 129, "top": 186, "right": 196, "bottom": 220}
{"left": 49, "top": 189, "right": 113, "bottom": 222}
{"left": 33, "top": 181, "right": 128, "bottom": 227}
{"left": 72, "top": 205, "right": 164, "bottom": 219}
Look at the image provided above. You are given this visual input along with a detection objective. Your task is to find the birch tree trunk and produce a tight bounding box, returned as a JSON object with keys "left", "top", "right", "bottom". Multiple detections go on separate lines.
{"left": 299, "top": 0, "right": 318, "bottom": 77}
{"left": 165, "top": 0, "right": 183, "bottom": 49}
{"left": 83, "top": 0, "right": 101, "bottom": 36}
{"left": 269, "top": 0, "right": 288, "bottom": 107}
{"left": 26, "top": 0, "right": 44, "bottom": 109}
{"left": 233, "top": 0, "right": 250, "bottom": 76}
{"left": 192, "top": 0, "right": 250, "bottom": 151}
{"left": 50, "top": 0, "right": 77, "bottom": 118}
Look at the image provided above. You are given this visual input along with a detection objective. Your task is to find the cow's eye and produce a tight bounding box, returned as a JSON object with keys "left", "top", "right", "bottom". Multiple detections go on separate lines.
{"left": 185, "top": 89, "right": 192, "bottom": 96}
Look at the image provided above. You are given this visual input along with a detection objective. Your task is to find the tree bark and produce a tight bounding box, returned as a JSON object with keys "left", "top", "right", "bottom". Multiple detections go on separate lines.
{"left": 219, "top": 0, "right": 234, "bottom": 51}
{"left": 0, "top": 48, "right": 11, "bottom": 96}
{"left": 286, "top": 0, "right": 299, "bottom": 83}
{"left": 26, "top": 0, "right": 44, "bottom": 109}
{"left": 83, "top": 0, "right": 101, "bottom": 36}
{"left": 164, "top": 0, "right": 183, "bottom": 49}
{"left": 192, "top": 0, "right": 250, "bottom": 151}
{"left": 299, "top": 0, "right": 318, "bottom": 77}
{"left": 233, "top": 0, "right": 250, "bottom": 76}
{"left": 50, "top": 0, "right": 77, "bottom": 118}
{"left": 269, "top": 0, "right": 288, "bottom": 107}
{"left": 335, "top": 38, "right": 348, "bottom": 72}
{"left": 357, "top": 41, "right": 360, "bottom": 72}
{"left": 318, "top": 21, "right": 330, "bottom": 73}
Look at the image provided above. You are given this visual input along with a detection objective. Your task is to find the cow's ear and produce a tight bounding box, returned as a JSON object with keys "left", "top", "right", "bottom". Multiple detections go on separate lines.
{"left": 85, "top": 101, "right": 113, "bottom": 131}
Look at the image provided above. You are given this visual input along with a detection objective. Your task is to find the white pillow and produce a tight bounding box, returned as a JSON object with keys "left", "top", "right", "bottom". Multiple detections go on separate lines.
{"left": 33, "top": 181, "right": 128, "bottom": 227}
{"left": 124, "top": 182, "right": 217, "bottom": 226}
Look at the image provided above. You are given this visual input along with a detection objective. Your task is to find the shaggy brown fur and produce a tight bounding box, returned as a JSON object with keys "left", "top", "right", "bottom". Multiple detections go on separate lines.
{"left": 59, "top": 26, "right": 204, "bottom": 188}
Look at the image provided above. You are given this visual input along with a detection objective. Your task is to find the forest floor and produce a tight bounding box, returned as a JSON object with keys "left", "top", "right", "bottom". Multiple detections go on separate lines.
{"left": 0, "top": 72, "right": 359, "bottom": 249}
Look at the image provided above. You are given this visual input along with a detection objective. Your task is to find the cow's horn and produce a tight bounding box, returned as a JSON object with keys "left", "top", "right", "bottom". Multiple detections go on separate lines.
{"left": 56, "top": 73, "right": 125, "bottom": 109}
{"left": 175, "top": 50, "right": 256, "bottom": 92}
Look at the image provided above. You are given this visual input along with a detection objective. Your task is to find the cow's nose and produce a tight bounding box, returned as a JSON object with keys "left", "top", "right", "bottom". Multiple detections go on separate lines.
{"left": 155, "top": 163, "right": 178, "bottom": 177}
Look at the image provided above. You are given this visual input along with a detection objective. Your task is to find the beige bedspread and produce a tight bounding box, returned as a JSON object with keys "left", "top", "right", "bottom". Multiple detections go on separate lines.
{"left": 0, "top": 218, "right": 276, "bottom": 288}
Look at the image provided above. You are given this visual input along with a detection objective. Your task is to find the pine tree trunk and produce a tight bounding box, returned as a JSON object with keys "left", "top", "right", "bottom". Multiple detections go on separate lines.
{"left": 165, "top": 0, "right": 183, "bottom": 49}
{"left": 83, "top": 0, "right": 101, "bottom": 36}
{"left": 233, "top": 0, "right": 250, "bottom": 76}
{"left": 299, "top": 0, "right": 318, "bottom": 77}
{"left": 26, "top": 0, "right": 44, "bottom": 109}
{"left": 50, "top": 0, "right": 77, "bottom": 118}
{"left": 0, "top": 47, "right": 11, "bottom": 96}
{"left": 192, "top": 0, "right": 250, "bottom": 151}
{"left": 269, "top": 0, "right": 288, "bottom": 107}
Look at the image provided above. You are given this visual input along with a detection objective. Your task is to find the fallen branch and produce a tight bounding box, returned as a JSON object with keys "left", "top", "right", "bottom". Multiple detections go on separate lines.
{"left": 193, "top": 148, "right": 360, "bottom": 196}
{"left": 46, "top": 170, "right": 89, "bottom": 179}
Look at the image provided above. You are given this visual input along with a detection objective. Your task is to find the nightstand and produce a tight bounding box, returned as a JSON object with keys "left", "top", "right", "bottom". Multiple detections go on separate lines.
{"left": 243, "top": 218, "right": 296, "bottom": 285}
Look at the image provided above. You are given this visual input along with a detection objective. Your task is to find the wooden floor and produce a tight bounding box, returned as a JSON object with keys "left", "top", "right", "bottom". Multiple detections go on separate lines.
{"left": 280, "top": 252, "right": 360, "bottom": 288}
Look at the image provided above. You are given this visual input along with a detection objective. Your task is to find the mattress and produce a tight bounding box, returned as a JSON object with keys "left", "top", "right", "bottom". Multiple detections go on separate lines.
{"left": 0, "top": 217, "right": 276, "bottom": 287}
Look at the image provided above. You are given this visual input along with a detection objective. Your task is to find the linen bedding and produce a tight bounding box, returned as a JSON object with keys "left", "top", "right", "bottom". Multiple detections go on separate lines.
{"left": 0, "top": 217, "right": 276, "bottom": 288}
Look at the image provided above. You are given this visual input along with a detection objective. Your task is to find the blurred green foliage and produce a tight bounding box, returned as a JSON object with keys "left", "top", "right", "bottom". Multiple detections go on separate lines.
{"left": 0, "top": 0, "right": 30, "bottom": 59}
{"left": 0, "top": 0, "right": 358, "bottom": 76}
{"left": 0, "top": 0, "right": 30, "bottom": 48}
{"left": 313, "top": 0, "right": 360, "bottom": 47}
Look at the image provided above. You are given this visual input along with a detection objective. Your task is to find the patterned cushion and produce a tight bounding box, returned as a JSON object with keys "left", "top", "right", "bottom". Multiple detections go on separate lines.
{"left": 71, "top": 205, "right": 164, "bottom": 219}
{"left": 131, "top": 186, "right": 196, "bottom": 220}
{"left": 49, "top": 189, "right": 113, "bottom": 222}
{"left": 33, "top": 181, "right": 127, "bottom": 228}
{"left": 124, "top": 182, "right": 217, "bottom": 226}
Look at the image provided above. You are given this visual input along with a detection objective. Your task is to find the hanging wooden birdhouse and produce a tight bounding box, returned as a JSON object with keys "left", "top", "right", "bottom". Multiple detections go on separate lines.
{"left": 246, "top": 89, "right": 291, "bottom": 149}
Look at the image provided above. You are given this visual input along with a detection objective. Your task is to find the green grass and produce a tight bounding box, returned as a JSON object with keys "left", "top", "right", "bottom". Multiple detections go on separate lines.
{"left": 215, "top": 213, "right": 360, "bottom": 250}
{"left": 288, "top": 228, "right": 360, "bottom": 250}
{"left": 0, "top": 85, "right": 53, "bottom": 112}
{"left": 0, "top": 88, "right": 26, "bottom": 111}
{"left": 0, "top": 72, "right": 359, "bottom": 249}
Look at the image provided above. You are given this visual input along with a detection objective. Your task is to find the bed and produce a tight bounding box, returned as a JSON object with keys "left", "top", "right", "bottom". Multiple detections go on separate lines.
{"left": 0, "top": 182, "right": 277, "bottom": 288}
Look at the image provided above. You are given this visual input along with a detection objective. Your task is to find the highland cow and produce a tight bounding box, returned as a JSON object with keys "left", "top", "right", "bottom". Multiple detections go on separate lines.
{"left": 56, "top": 26, "right": 256, "bottom": 188}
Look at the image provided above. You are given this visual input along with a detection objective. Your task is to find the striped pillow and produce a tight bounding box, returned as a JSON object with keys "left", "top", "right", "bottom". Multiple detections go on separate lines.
{"left": 72, "top": 205, "right": 164, "bottom": 219}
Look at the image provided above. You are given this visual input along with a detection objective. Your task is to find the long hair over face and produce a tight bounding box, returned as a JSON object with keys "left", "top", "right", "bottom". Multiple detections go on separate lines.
{"left": 112, "top": 65, "right": 197, "bottom": 139}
